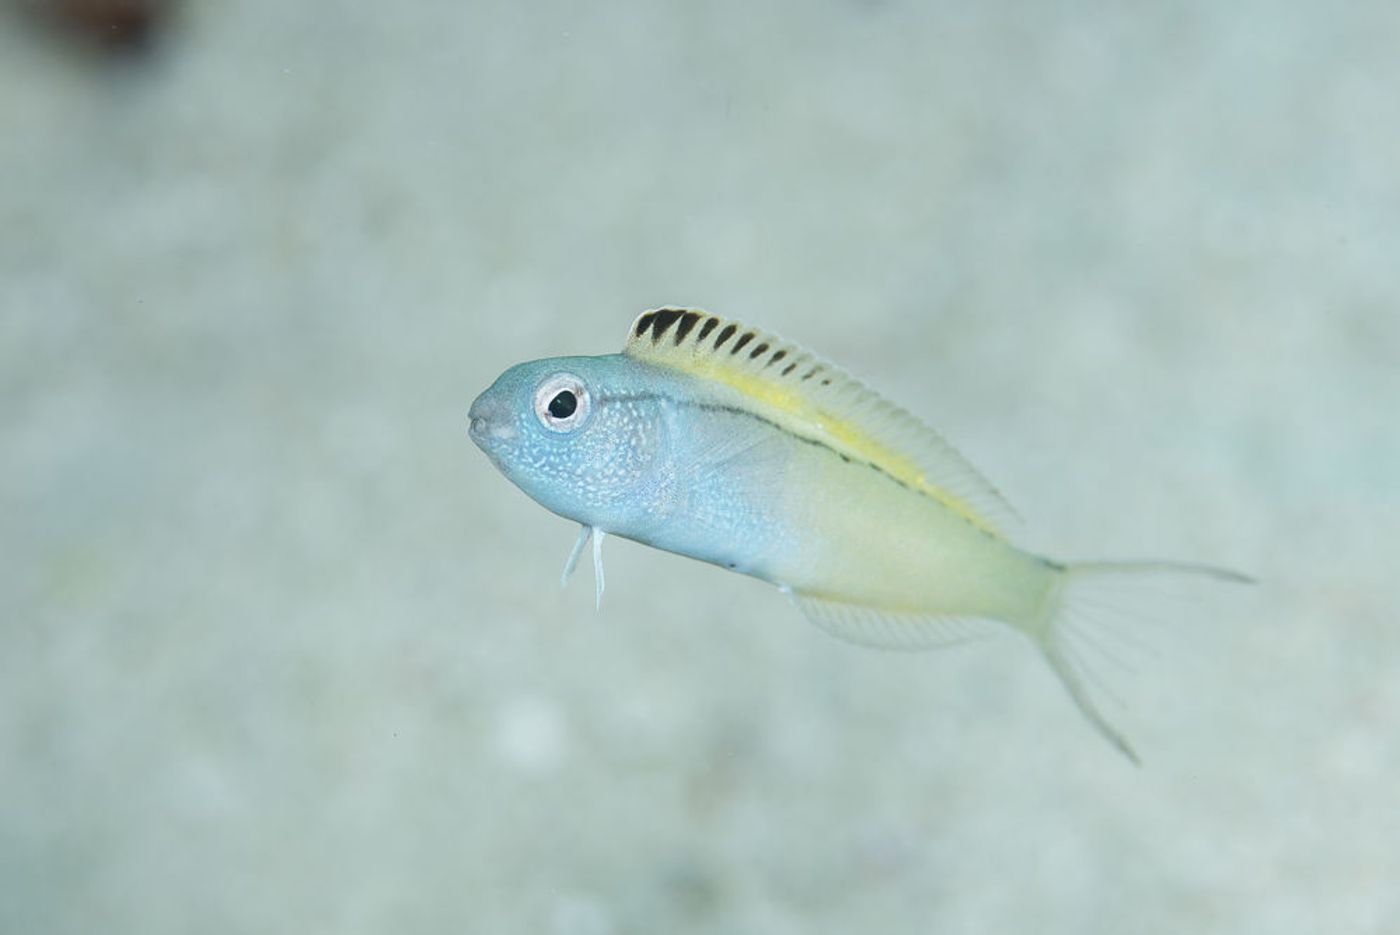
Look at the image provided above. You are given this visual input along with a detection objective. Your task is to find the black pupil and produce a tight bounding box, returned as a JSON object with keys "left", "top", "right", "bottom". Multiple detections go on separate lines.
{"left": 548, "top": 390, "right": 577, "bottom": 419}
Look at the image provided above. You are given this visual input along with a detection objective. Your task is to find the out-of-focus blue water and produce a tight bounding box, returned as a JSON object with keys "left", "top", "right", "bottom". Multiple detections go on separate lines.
{"left": 2, "top": 2, "right": 1396, "bottom": 933}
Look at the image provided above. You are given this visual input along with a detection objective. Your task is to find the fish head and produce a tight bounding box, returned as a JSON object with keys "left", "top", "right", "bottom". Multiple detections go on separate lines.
{"left": 469, "top": 354, "right": 670, "bottom": 528}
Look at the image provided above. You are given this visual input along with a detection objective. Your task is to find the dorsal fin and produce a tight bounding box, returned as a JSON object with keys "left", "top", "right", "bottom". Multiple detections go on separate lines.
{"left": 623, "top": 308, "right": 1018, "bottom": 535}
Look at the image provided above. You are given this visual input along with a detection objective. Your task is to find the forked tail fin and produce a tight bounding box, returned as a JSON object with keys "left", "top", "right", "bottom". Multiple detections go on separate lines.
{"left": 1033, "top": 561, "right": 1254, "bottom": 766}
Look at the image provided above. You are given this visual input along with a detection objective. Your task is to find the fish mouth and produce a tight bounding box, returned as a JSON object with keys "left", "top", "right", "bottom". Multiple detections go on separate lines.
{"left": 467, "top": 394, "right": 516, "bottom": 446}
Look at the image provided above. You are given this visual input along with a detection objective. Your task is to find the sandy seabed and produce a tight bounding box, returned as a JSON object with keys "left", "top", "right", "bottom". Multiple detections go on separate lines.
{"left": 2, "top": 2, "right": 1396, "bottom": 933}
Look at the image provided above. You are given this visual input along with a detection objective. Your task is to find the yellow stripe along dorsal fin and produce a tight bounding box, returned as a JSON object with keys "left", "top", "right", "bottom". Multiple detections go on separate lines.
{"left": 622, "top": 307, "right": 1018, "bottom": 535}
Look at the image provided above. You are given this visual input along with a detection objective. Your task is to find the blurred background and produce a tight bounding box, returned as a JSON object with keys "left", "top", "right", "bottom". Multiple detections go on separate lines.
{"left": 2, "top": 1, "right": 1397, "bottom": 932}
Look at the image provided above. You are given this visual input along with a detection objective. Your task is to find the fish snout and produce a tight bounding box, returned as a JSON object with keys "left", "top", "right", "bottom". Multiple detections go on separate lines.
{"left": 468, "top": 392, "right": 516, "bottom": 446}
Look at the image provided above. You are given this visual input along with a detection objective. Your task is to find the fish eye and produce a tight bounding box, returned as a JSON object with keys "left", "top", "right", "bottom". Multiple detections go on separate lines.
{"left": 533, "top": 372, "right": 591, "bottom": 433}
{"left": 548, "top": 391, "right": 576, "bottom": 419}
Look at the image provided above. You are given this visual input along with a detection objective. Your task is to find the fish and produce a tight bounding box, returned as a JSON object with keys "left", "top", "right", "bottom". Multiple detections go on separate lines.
{"left": 467, "top": 307, "right": 1249, "bottom": 762}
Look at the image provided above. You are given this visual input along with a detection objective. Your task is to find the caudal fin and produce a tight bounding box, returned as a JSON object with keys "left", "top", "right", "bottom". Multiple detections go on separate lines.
{"left": 1033, "top": 561, "right": 1253, "bottom": 766}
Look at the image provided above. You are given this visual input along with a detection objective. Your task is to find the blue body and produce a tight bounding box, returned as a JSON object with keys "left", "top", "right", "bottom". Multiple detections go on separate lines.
{"left": 469, "top": 355, "right": 798, "bottom": 581}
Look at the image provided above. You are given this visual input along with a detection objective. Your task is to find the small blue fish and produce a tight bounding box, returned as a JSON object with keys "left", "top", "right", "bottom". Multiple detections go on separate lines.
{"left": 468, "top": 308, "right": 1247, "bottom": 762}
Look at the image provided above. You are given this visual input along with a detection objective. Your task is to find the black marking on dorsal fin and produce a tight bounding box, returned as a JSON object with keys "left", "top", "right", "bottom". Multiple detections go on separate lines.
{"left": 621, "top": 307, "right": 1021, "bottom": 536}
{"left": 673, "top": 310, "right": 703, "bottom": 344}
{"left": 647, "top": 308, "right": 686, "bottom": 343}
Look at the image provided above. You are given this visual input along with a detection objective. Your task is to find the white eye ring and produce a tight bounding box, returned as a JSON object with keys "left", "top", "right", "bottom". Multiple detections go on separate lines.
{"left": 533, "top": 372, "right": 591, "bottom": 433}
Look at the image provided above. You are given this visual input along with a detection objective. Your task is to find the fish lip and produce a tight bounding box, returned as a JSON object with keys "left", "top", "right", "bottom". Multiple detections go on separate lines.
{"left": 467, "top": 395, "right": 515, "bottom": 445}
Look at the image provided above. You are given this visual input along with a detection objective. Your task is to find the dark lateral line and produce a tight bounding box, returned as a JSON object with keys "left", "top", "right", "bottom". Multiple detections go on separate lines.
{"left": 597, "top": 391, "right": 931, "bottom": 508}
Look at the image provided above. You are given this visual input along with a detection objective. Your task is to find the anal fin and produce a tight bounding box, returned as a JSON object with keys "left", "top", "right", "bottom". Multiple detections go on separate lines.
{"left": 789, "top": 591, "right": 1001, "bottom": 651}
